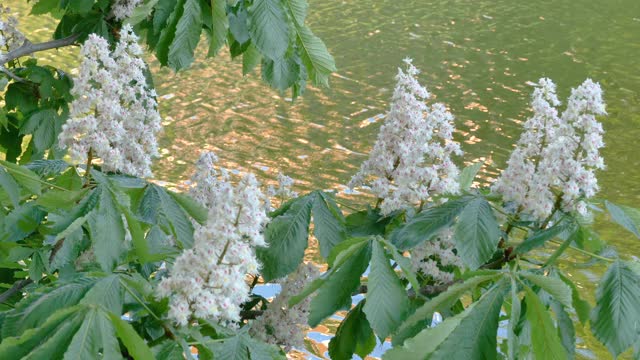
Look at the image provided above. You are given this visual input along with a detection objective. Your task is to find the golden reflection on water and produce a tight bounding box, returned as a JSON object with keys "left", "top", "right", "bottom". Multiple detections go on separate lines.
{"left": 5, "top": 0, "right": 640, "bottom": 358}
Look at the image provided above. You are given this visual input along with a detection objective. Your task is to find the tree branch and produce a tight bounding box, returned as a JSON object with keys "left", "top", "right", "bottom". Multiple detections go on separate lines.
{"left": 0, "top": 66, "right": 26, "bottom": 82}
{"left": 0, "top": 279, "right": 33, "bottom": 304}
{"left": 1, "top": 34, "right": 80, "bottom": 65}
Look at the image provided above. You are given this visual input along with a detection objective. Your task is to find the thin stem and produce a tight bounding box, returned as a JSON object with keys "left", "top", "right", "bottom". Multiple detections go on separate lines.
{"left": 549, "top": 239, "right": 615, "bottom": 262}
{"left": 1, "top": 34, "right": 80, "bottom": 65}
{"left": 84, "top": 148, "right": 93, "bottom": 182}
{"left": 0, "top": 279, "right": 33, "bottom": 303}
{"left": 540, "top": 192, "right": 563, "bottom": 229}
{"left": 0, "top": 66, "right": 26, "bottom": 82}
{"left": 119, "top": 279, "right": 161, "bottom": 321}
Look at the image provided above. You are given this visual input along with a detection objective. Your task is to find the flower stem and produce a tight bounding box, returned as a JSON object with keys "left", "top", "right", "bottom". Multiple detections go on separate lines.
{"left": 84, "top": 148, "right": 93, "bottom": 183}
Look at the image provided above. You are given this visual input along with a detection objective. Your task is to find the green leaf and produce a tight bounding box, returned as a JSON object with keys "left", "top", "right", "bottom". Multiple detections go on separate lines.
{"left": 168, "top": 0, "right": 202, "bottom": 70}
{"left": 261, "top": 56, "right": 300, "bottom": 91}
{"left": 242, "top": 44, "right": 261, "bottom": 75}
{"left": 393, "top": 272, "right": 504, "bottom": 345}
{"left": 108, "top": 312, "right": 154, "bottom": 360}
{"left": 81, "top": 275, "right": 123, "bottom": 314}
{"left": 0, "top": 160, "right": 43, "bottom": 195}
{"left": 258, "top": 194, "right": 313, "bottom": 281}
{"left": 384, "top": 281, "right": 508, "bottom": 360}
{"left": 454, "top": 197, "right": 501, "bottom": 269}
{"left": 247, "top": 0, "right": 289, "bottom": 60}
{"left": 30, "top": 0, "right": 61, "bottom": 15}
{"left": 605, "top": 201, "right": 640, "bottom": 239}
{"left": 0, "top": 306, "right": 86, "bottom": 359}
{"left": 1, "top": 277, "right": 97, "bottom": 338}
{"left": 328, "top": 301, "right": 376, "bottom": 360}
{"left": 507, "top": 276, "right": 521, "bottom": 360}
{"left": 289, "top": 237, "right": 369, "bottom": 307}
{"left": 311, "top": 191, "right": 346, "bottom": 258}
{"left": 210, "top": 332, "right": 283, "bottom": 360}
{"left": 543, "top": 224, "right": 590, "bottom": 267}
{"left": 89, "top": 186, "right": 126, "bottom": 272}
{"left": 309, "top": 243, "right": 371, "bottom": 327}
{"left": 363, "top": 240, "right": 409, "bottom": 339}
{"left": 208, "top": 0, "right": 228, "bottom": 56}
{"left": 0, "top": 202, "right": 46, "bottom": 242}
{"left": 390, "top": 196, "right": 472, "bottom": 250}
{"left": 67, "top": 0, "right": 95, "bottom": 14}
{"left": 126, "top": 0, "right": 159, "bottom": 26}
{"left": 459, "top": 162, "right": 483, "bottom": 191}
{"left": 63, "top": 307, "right": 121, "bottom": 360}
{"left": 519, "top": 272, "right": 572, "bottom": 309}
{"left": 557, "top": 272, "right": 590, "bottom": 325}
{"left": 24, "top": 160, "right": 71, "bottom": 178}
{"left": 550, "top": 299, "right": 576, "bottom": 359}
{"left": 590, "top": 260, "right": 640, "bottom": 357}
{"left": 139, "top": 184, "right": 195, "bottom": 249}
{"left": 524, "top": 286, "right": 568, "bottom": 360}
{"left": 516, "top": 217, "right": 576, "bottom": 254}
{"left": 0, "top": 167, "right": 20, "bottom": 207}
{"left": 167, "top": 190, "right": 208, "bottom": 225}
{"left": 156, "top": 0, "right": 185, "bottom": 65}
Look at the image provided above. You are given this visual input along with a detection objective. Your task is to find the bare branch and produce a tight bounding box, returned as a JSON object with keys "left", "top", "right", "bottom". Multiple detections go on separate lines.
{"left": 1, "top": 34, "right": 80, "bottom": 65}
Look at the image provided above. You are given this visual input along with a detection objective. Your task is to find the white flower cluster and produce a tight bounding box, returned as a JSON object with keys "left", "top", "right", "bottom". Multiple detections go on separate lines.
{"left": 250, "top": 263, "right": 319, "bottom": 351}
{"left": 58, "top": 25, "right": 161, "bottom": 178}
{"left": 157, "top": 152, "right": 269, "bottom": 326}
{"left": 0, "top": 5, "right": 25, "bottom": 62}
{"left": 409, "top": 228, "right": 463, "bottom": 284}
{"left": 111, "top": 0, "right": 142, "bottom": 21}
{"left": 492, "top": 78, "right": 606, "bottom": 220}
{"left": 266, "top": 173, "right": 298, "bottom": 210}
{"left": 348, "top": 58, "right": 462, "bottom": 215}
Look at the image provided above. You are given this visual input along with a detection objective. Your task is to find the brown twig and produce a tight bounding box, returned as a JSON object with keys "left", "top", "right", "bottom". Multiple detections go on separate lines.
{"left": 1, "top": 34, "right": 80, "bottom": 65}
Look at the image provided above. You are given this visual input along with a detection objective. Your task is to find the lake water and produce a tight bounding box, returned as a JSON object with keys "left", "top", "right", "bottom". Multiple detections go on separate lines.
{"left": 5, "top": 0, "right": 640, "bottom": 358}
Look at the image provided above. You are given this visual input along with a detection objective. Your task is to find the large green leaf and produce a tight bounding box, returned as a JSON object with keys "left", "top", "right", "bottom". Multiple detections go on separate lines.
{"left": 0, "top": 202, "right": 47, "bottom": 242}
{"left": 63, "top": 307, "right": 122, "bottom": 360}
{"left": 247, "top": 0, "right": 289, "bottom": 60}
{"left": 590, "top": 260, "right": 640, "bottom": 357}
{"left": 0, "top": 160, "right": 42, "bottom": 195}
{"left": 328, "top": 301, "right": 376, "bottom": 360}
{"left": 208, "top": 0, "right": 228, "bottom": 55}
{"left": 458, "top": 162, "right": 483, "bottom": 191}
{"left": 108, "top": 312, "right": 154, "bottom": 360}
{"left": 311, "top": 191, "right": 346, "bottom": 258}
{"left": 0, "top": 306, "right": 86, "bottom": 359}
{"left": 282, "top": 0, "right": 336, "bottom": 86}
{"left": 363, "top": 240, "right": 409, "bottom": 339}
{"left": 393, "top": 272, "right": 504, "bottom": 345}
{"left": 454, "top": 196, "right": 501, "bottom": 269}
{"left": 519, "top": 272, "right": 572, "bottom": 309}
{"left": 257, "top": 195, "right": 313, "bottom": 281}
{"left": 309, "top": 243, "right": 371, "bottom": 327}
{"left": 605, "top": 201, "right": 640, "bottom": 239}
{"left": 155, "top": 0, "right": 185, "bottom": 65}
{"left": 0, "top": 167, "right": 20, "bottom": 207}
{"left": 390, "top": 196, "right": 472, "bottom": 250}
{"left": 89, "top": 185, "right": 126, "bottom": 272}
{"left": 557, "top": 271, "right": 591, "bottom": 325}
{"left": 524, "top": 286, "right": 568, "bottom": 360}
{"left": 384, "top": 281, "right": 508, "bottom": 360}
{"left": 138, "top": 184, "right": 195, "bottom": 249}
{"left": 168, "top": 0, "right": 202, "bottom": 70}
{"left": 210, "top": 332, "right": 283, "bottom": 360}
{"left": 550, "top": 299, "right": 576, "bottom": 359}
{"left": 1, "top": 276, "right": 98, "bottom": 338}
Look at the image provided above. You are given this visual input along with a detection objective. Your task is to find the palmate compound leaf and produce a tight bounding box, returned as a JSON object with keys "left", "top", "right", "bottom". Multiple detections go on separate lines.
{"left": 328, "top": 301, "right": 376, "bottom": 360}
{"left": 384, "top": 280, "right": 508, "bottom": 360}
{"left": 523, "top": 286, "right": 568, "bottom": 360}
{"left": 167, "top": 0, "right": 202, "bottom": 70}
{"left": 0, "top": 302, "right": 154, "bottom": 360}
{"left": 590, "top": 260, "right": 640, "bottom": 358}
{"left": 0, "top": 274, "right": 129, "bottom": 339}
{"left": 258, "top": 194, "right": 314, "bottom": 282}
{"left": 392, "top": 271, "right": 505, "bottom": 346}
{"left": 138, "top": 184, "right": 195, "bottom": 249}
{"left": 363, "top": 240, "right": 410, "bottom": 340}
{"left": 518, "top": 272, "right": 572, "bottom": 309}
{"left": 454, "top": 196, "right": 501, "bottom": 269}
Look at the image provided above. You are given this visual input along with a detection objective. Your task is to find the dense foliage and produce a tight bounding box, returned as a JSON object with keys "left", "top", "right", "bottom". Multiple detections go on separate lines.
{"left": 1, "top": 1, "right": 639, "bottom": 360}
